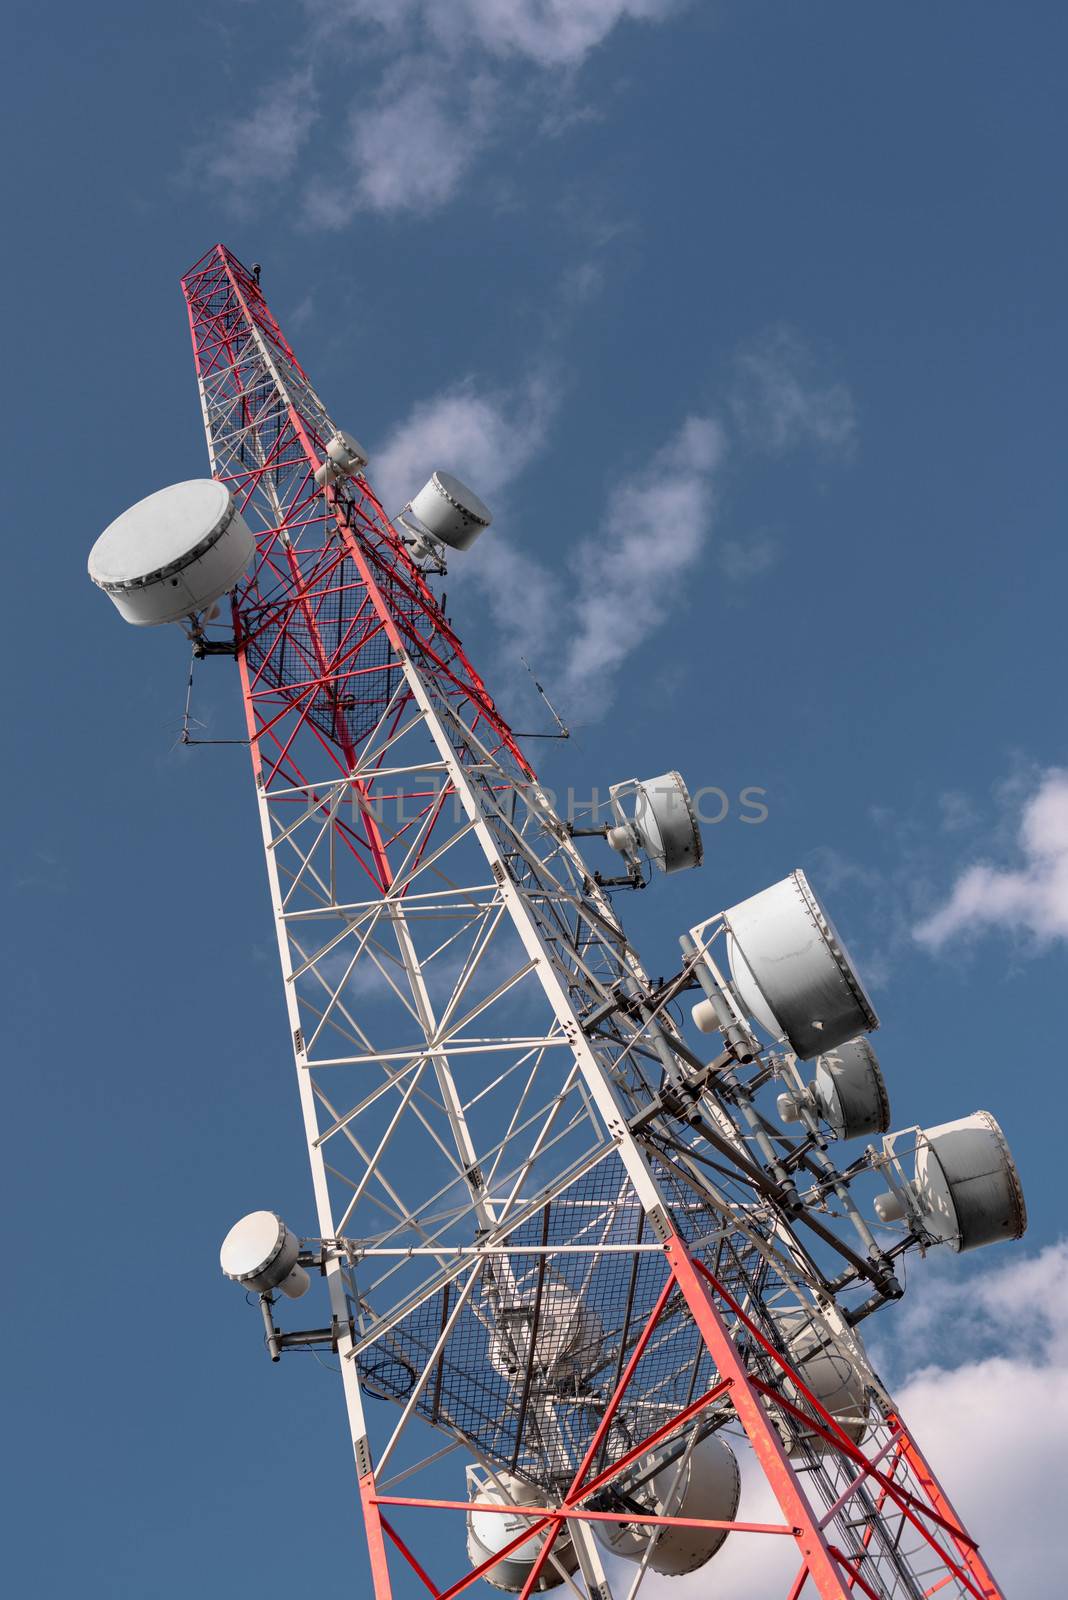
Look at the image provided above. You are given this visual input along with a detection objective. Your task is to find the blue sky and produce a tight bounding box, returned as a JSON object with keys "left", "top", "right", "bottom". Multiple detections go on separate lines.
{"left": 5, "top": 2, "right": 1067, "bottom": 1595}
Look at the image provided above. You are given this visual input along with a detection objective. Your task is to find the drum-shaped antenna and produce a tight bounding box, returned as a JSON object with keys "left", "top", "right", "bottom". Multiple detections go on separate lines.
{"left": 595, "top": 1433, "right": 740, "bottom": 1575}
{"left": 488, "top": 1275, "right": 603, "bottom": 1387}
{"left": 89, "top": 480, "right": 254, "bottom": 626}
{"left": 315, "top": 428, "right": 369, "bottom": 486}
{"left": 775, "top": 1312, "right": 869, "bottom": 1454}
{"left": 466, "top": 1472, "right": 576, "bottom": 1592}
{"left": 410, "top": 471, "right": 492, "bottom": 551}
{"left": 609, "top": 772, "right": 703, "bottom": 874}
{"left": 326, "top": 428, "right": 368, "bottom": 474}
{"left": 633, "top": 771, "right": 703, "bottom": 873}
{"left": 812, "top": 1037, "right": 891, "bottom": 1140}
{"left": 723, "top": 870, "right": 878, "bottom": 1059}
{"left": 219, "top": 1210, "right": 309, "bottom": 1299}
{"left": 910, "top": 1112, "right": 1027, "bottom": 1252}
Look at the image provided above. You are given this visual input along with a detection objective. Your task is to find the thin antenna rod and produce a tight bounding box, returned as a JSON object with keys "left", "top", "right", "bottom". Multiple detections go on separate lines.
{"left": 178, "top": 648, "right": 249, "bottom": 747}
{"left": 512, "top": 656, "right": 570, "bottom": 739}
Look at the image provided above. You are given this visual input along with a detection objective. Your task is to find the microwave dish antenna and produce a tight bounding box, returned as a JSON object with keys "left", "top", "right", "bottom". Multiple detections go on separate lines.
{"left": 875, "top": 1112, "right": 1027, "bottom": 1252}
{"left": 812, "top": 1037, "right": 890, "bottom": 1139}
{"left": 774, "top": 1314, "right": 870, "bottom": 1454}
{"left": 408, "top": 470, "right": 492, "bottom": 551}
{"left": 594, "top": 1432, "right": 741, "bottom": 1575}
{"left": 779, "top": 1037, "right": 891, "bottom": 1141}
{"left": 314, "top": 427, "right": 369, "bottom": 486}
{"left": 487, "top": 1275, "right": 604, "bottom": 1387}
{"left": 219, "top": 1210, "right": 310, "bottom": 1300}
{"left": 723, "top": 870, "right": 879, "bottom": 1059}
{"left": 466, "top": 1470, "right": 577, "bottom": 1592}
{"left": 88, "top": 479, "right": 254, "bottom": 626}
{"left": 607, "top": 771, "right": 703, "bottom": 875}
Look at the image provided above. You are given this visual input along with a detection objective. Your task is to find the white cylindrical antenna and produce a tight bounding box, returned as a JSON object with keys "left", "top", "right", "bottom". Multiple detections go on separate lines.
{"left": 466, "top": 1471, "right": 576, "bottom": 1592}
{"left": 873, "top": 1189, "right": 908, "bottom": 1224}
{"left": 409, "top": 471, "right": 492, "bottom": 551}
{"left": 691, "top": 996, "right": 721, "bottom": 1034}
{"left": 608, "top": 772, "right": 703, "bottom": 874}
{"left": 88, "top": 480, "right": 254, "bottom": 626}
{"left": 721, "top": 870, "right": 878, "bottom": 1059}
{"left": 811, "top": 1037, "right": 890, "bottom": 1140}
{"left": 777, "top": 1091, "right": 803, "bottom": 1123}
{"left": 219, "top": 1210, "right": 310, "bottom": 1299}
{"left": 606, "top": 822, "right": 637, "bottom": 855}
{"left": 594, "top": 1433, "right": 740, "bottom": 1575}
{"left": 314, "top": 428, "right": 369, "bottom": 486}
{"left": 907, "top": 1111, "right": 1026, "bottom": 1252}
{"left": 326, "top": 428, "right": 368, "bottom": 474}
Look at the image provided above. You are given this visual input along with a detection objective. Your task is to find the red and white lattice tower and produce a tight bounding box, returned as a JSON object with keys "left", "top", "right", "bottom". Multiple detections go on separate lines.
{"left": 92, "top": 244, "right": 1026, "bottom": 1600}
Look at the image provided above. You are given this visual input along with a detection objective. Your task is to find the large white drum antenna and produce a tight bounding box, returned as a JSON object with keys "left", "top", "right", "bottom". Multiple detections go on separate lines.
{"left": 398, "top": 470, "right": 493, "bottom": 561}
{"left": 720, "top": 870, "right": 879, "bottom": 1059}
{"left": 778, "top": 1037, "right": 891, "bottom": 1141}
{"left": 874, "top": 1111, "right": 1027, "bottom": 1252}
{"left": 89, "top": 479, "right": 254, "bottom": 627}
{"left": 606, "top": 771, "right": 704, "bottom": 876}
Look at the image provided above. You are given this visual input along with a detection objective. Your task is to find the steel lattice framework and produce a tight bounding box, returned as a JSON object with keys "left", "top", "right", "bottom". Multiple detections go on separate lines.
{"left": 175, "top": 243, "right": 1006, "bottom": 1600}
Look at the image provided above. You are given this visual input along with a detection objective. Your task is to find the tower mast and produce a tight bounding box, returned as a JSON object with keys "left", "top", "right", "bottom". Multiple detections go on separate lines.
{"left": 104, "top": 243, "right": 1017, "bottom": 1600}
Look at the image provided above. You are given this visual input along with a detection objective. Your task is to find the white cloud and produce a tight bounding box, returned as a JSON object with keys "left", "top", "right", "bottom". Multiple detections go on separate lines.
{"left": 369, "top": 327, "right": 853, "bottom": 714}
{"left": 562, "top": 417, "right": 726, "bottom": 703}
{"left": 915, "top": 768, "right": 1068, "bottom": 949}
{"left": 214, "top": 2, "right": 685, "bottom": 221}
{"left": 307, "top": 64, "right": 497, "bottom": 224}
{"left": 369, "top": 331, "right": 855, "bottom": 713}
{"left": 633, "top": 1242, "right": 1068, "bottom": 1599}
{"left": 435, "top": 0, "right": 679, "bottom": 68}
{"left": 879, "top": 1241, "right": 1068, "bottom": 1597}
{"left": 371, "top": 375, "right": 556, "bottom": 512}
{"left": 880, "top": 1239, "right": 1068, "bottom": 1372}
{"left": 371, "top": 392, "right": 725, "bottom": 698}
{"left": 324, "top": 0, "right": 678, "bottom": 68}
{"left": 731, "top": 327, "right": 857, "bottom": 456}
{"left": 203, "top": 69, "right": 316, "bottom": 198}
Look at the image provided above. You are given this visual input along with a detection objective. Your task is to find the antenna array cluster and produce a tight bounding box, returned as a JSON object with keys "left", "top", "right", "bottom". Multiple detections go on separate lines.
{"left": 88, "top": 245, "right": 1026, "bottom": 1600}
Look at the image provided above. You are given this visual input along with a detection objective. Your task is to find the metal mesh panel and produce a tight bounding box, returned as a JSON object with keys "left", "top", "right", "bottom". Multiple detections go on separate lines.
{"left": 244, "top": 552, "right": 402, "bottom": 750}
{"left": 354, "top": 1160, "right": 733, "bottom": 1487}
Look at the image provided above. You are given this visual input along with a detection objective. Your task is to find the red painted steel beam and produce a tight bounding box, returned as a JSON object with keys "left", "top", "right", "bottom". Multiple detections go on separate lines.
{"left": 887, "top": 1411, "right": 1004, "bottom": 1600}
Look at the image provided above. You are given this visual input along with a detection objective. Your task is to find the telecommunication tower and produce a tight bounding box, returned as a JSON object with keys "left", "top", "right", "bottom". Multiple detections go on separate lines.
{"left": 89, "top": 244, "right": 1027, "bottom": 1600}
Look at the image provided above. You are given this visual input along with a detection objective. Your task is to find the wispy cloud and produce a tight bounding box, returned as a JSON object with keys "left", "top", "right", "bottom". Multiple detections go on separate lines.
{"left": 801, "top": 843, "right": 920, "bottom": 990}
{"left": 208, "top": 2, "right": 684, "bottom": 220}
{"left": 563, "top": 416, "right": 726, "bottom": 702}
{"left": 875, "top": 1239, "right": 1068, "bottom": 1376}
{"left": 371, "top": 374, "right": 557, "bottom": 512}
{"left": 370, "top": 375, "right": 563, "bottom": 661}
{"left": 369, "top": 327, "right": 855, "bottom": 715}
{"left": 915, "top": 767, "right": 1068, "bottom": 950}
{"left": 372, "top": 392, "right": 727, "bottom": 709}
{"left": 372, "top": 394, "right": 728, "bottom": 706}
{"left": 730, "top": 326, "right": 857, "bottom": 456}
{"left": 306, "top": 64, "right": 498, "bottom": 225}
{"left": 200, "top": 69, "right": 317, "bottom": 202}
{"left": 324, "top": 0, "right": 679, "bottom": 69}
{"left": 936, "top": 788, "right": 980, "bottom": 834}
